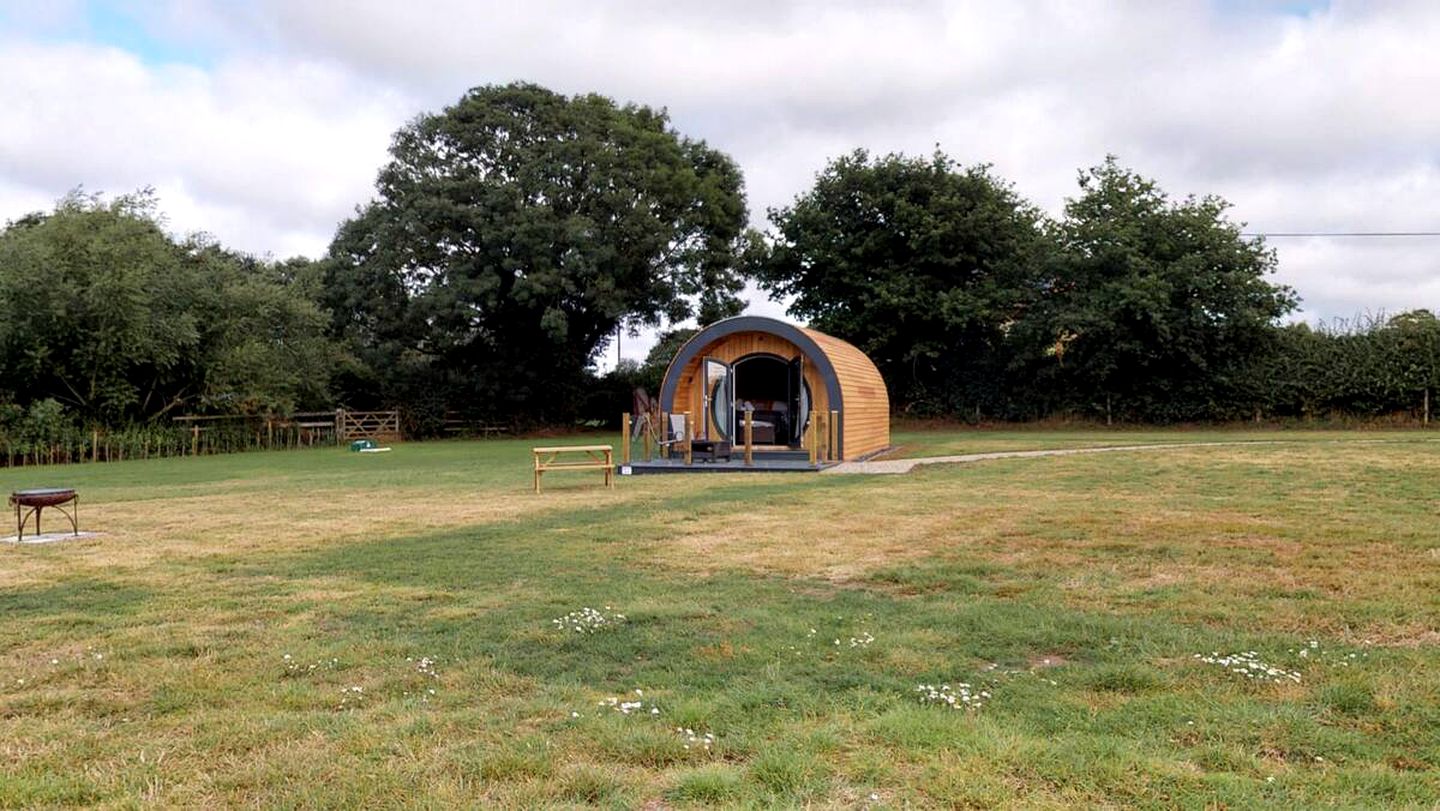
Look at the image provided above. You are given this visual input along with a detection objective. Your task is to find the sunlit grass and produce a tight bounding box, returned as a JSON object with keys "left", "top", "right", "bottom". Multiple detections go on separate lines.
{"left": 1, "top": 431, "right": 1437, "bottom": 806}
{"left": 888, "top": 423, "right": 1432, "bottom": 457}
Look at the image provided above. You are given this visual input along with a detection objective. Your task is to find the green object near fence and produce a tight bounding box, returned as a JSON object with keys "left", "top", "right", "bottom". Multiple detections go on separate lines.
{"left": 349, "top": 440, "right": 376, "bottom": 452}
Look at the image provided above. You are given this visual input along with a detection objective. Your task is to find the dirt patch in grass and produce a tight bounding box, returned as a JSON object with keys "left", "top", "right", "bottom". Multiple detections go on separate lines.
{"left": 641, "top": 443, "right": 1440, "bottom": 638}
{"left": 643, "top": 478, "right": 1027, "bottom": 581}
{"left": 0, "top": 481, "right": 693, "bottom": 593}
{"left": 1351, "top": 627, "right": 1440, "bottom": 648}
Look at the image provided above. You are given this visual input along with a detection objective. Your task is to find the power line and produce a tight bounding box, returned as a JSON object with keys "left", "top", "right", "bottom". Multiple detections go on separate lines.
{"left": 1242, "top": 231, "right": 1440, "bottom": 238}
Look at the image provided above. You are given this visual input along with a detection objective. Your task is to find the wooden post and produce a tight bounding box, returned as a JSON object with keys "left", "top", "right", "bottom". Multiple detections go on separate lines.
{"left": 660, "top": 411, "right": 669, "bottom": 458}
{"left": 642, "top": 413, "right": 653, "bottom": 461}
{"left": 92, "top": 429, "right": 98, "bottom": 463}
{"left": 744, "top": 410, "right": 754, "bottom": 466}
{"left": 191, "top": 424, "right": 199, "bottom": 456}
{"left": 830, "top": 410, "right": 839, "bottom": 461}
{"left": 682, "top": 412, "right": 693, "bottom": 466}
{"left": 814, "top": 411, "right": 824, "bottom": 461}
{"left": 807, "top": 417, "right": 818, "bottom": 466}
{"left": 621, "top": 412, "right": 632, "bottom": 465}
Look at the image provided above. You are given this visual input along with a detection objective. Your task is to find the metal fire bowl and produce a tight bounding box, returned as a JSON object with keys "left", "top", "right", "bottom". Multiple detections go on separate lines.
{"left": 9, "top": 488, "right": 78, "bottom": 508}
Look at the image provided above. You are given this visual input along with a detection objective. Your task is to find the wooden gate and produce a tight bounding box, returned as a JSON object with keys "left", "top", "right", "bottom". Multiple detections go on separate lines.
{"left": 337, "top": 410, "right": 401, "bottom": 442}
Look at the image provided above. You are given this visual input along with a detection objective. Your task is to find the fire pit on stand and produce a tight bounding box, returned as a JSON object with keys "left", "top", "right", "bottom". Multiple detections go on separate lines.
{"left": 9, "top": 488, "right": 79, "bottom": 541}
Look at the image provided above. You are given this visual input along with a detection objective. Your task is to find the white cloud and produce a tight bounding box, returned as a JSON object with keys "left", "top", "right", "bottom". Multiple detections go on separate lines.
{"left": 3, "top": 0, "right": 1440, "bottom": 368}
{"left": 0, "top": 39, "right": 405, "bottom": 257}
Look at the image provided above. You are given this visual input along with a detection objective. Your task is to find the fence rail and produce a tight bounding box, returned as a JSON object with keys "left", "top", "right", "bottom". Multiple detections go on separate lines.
{"left": 442, "top": 412, "right": 511, "bottom": 438}
{"left": 337, "top": 410, "right": 401, "bottom": 442}
{"left": 0, "top": 409, "right": 400, "bottom": 469}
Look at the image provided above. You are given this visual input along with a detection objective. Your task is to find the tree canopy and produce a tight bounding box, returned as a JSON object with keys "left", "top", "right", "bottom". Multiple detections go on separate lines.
{"left": 323, "top": 82, "right": 750, "bottom": 423}
{"left": 752, "top": 153, "right": 1303, "bottom": 421}
{"left": 5, "top": 99, "right": 1436, "bottom": 445}
{"left": 1019, "top": 158, "right": 1298, "bottom": 421}
{"left": 753, "top": 150, "right": 1050, "bottom": 413}
{"left": 0, "top": 190, "right": 334, "bottom": 425}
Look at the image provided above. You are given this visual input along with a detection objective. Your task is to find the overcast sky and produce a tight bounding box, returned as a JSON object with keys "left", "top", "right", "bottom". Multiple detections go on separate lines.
{"left": 3, "top": 0, "right": 1438, "bottom": 366}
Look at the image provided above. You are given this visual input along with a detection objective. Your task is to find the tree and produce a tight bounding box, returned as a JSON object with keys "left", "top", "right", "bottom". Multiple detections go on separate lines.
{"left": 1020, "top": 158, "right": 1298, "bottom": 422}
{"left": 637, "top": 327, "right": 698, "bottom": 393}
{"left": 0, "top": 190, "right": 201, "bottom": 421}
{"left": 185, "top": 246, "right": 337, "bottom": 415}
{"left": 753, "top": 149, "right": 1051, "bottom": 414}
{"left": 323, "top": 82, "right": 750, "bottom": 423}
{"left": 1384, "top": 310, "right": 1440, "bottom": 422}
{"left": 0, "top": 190, "right": 335, "bottom": 424}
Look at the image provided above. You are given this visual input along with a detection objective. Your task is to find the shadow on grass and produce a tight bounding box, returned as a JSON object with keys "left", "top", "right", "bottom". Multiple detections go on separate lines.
{"left": 0, "top": 578, "right": 150, "bottom": 628}
{"left": 212, "top": 476, "right": 1225, "bottom": 708}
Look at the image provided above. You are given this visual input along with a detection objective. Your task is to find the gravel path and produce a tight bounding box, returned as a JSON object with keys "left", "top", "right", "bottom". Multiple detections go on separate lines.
{"left": 821, "top": 439, "right": 1414, "bottom": 475}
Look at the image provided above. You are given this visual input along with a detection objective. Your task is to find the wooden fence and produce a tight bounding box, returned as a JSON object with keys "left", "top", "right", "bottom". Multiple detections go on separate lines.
{"left": 442, "top": 412, "right": 511, "bottom": 438}
{"left": 174, "top": 411, "right": 345, "bottom": 450}
{"left": 337, "top": 410, "right": 401, "bottom": 442}
{"left": 0, "top": 409, "right": 402, "bottom": 469}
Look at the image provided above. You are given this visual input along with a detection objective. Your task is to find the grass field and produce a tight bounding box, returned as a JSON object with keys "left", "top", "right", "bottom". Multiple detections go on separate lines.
{"left": 2, "top": 430, "right": 1439, "bottom": 807}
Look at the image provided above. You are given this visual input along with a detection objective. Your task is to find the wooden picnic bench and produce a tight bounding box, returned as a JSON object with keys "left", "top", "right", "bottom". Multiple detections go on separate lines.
{"left": 532, "top": 445, "right": 613, "bottom": 493}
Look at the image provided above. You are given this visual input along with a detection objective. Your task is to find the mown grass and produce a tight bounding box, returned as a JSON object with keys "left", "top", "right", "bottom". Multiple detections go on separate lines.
{"left": 1, "top": 431, "right": 1438, "bottom": 807}
{"left": 887, "top": 424, "right": 1430, "bottom": 457}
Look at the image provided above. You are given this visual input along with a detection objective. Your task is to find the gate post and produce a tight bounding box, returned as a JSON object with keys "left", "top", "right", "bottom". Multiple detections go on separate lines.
{"left": 830, "top": 410, "right": 839, "bottom": 461}
{"left": 621, "top": 412, "right": 632, "bottom": 465}
{"left": 682, "top": 412, "right": 692, "bottom": 466}
{"left": 807, "top": 418, "right": 817, "bottom": 466}
{"left": 744, "top": 410, "right": 754, "bottom": 466}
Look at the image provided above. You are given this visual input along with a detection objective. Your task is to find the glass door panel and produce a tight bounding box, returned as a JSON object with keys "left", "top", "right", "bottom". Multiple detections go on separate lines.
{"left": 703, "top": 358, "right": 733, "bottom": 441}
{"left": 787, "top": 355, "right": 807, "bottom": 445}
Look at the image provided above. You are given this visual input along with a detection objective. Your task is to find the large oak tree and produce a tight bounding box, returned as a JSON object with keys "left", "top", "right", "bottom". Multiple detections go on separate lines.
{"left": 324, "top": 82, "right": 750, "bottom": 422}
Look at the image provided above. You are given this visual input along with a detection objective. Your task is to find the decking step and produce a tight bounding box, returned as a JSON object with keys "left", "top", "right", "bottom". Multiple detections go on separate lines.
{"left": 752, "top": 450, "right": 810, "bottom": 461}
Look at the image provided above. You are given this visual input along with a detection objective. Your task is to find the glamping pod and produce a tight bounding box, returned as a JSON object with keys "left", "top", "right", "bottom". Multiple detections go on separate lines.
{"left": 658, "top": 316, "right": 890, "bottom": 462}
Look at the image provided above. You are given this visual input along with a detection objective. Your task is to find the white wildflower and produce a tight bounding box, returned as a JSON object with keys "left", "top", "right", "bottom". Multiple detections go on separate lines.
{"left": 676, "top": 727, "right": 716, "bottom": 751}
{"left": 917, "top": 682, "right": 987, "bottom": 711}
{"left": 1195, "top": 650, "right": 1301, "bottom": 684}
{"left": 551, "top": 607, "right": 627, "bottom": 633}
{"left": 598, "top": 693, "right": 659, "bottom": 716}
